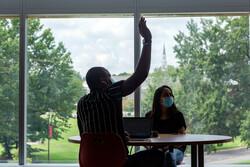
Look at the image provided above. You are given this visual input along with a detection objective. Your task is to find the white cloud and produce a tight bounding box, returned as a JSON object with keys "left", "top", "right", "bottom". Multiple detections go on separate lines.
{"left": 40, "top": 17, "right": 204, "bottom": 77}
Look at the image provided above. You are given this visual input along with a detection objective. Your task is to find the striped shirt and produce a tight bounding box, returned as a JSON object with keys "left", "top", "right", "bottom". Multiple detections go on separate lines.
{"left": 77, "top": 80, "right": 125, "bottom": 142}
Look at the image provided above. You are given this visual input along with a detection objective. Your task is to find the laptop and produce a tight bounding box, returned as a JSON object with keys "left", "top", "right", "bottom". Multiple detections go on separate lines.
{"left": 123, "top": 117, "right": 152, "bottom": 139}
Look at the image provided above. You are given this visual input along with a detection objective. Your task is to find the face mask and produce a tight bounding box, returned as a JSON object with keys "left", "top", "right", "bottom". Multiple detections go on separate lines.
{"left": 162, "top": 96, "right": 174, "bottom": 108}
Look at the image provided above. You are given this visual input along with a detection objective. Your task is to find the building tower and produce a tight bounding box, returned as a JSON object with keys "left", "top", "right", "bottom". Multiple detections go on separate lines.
{"left": 162, "top": 43, "right": 167, "bottom": 68}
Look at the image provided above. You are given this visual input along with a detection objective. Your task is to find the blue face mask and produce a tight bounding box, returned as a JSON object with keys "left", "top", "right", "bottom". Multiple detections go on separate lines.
{"left": 162, "top": 96, "right": 174, "bottom": 108}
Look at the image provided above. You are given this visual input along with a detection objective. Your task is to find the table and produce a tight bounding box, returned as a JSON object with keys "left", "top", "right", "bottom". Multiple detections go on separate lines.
{"left": 68, "top": 134, "right": 232, "bottom": 167}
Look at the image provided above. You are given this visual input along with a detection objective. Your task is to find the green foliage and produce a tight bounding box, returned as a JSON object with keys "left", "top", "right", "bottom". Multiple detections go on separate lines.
{"left": 173, "top": 16, "right": 249, "bottom": 146}
{"left": 240, "top": 110, "right": 250, "bottom": 148}
{"left": 27, "top": 19, "right": 86, "bottom": 157}
{"left": 0, "top": 19, "right": 19, "bottom": 159}
{"left": 141, "top": 16, "right": 249, "bottom": 152}
{"left": 0, "top": 18, "right": 86, "bottom": 159}
{"left": 117, "top": 72, "right": 131, "bottom": 76}
{"left": 123, "top": 96, "right": 134, "bottom": 113}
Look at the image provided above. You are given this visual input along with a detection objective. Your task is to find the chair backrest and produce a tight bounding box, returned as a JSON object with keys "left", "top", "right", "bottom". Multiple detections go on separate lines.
{"left": 79, "top": 133, "right": 127, "bottom": 167}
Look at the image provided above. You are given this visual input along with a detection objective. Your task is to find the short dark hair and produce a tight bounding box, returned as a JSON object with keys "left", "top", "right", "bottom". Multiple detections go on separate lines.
{"left": 86, "top": 67, "right": 109, "bottom": 90}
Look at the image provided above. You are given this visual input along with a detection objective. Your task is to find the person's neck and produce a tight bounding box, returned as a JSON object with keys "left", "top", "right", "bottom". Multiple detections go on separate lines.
{"left": 91, "top": 88, "right": 105, "bottom": 92}
{"left": 160, "top": 107, "right": 170, "bottom": 120}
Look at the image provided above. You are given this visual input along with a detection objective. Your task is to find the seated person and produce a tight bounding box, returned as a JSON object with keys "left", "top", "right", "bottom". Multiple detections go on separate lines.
{"left": 146, "top": 85, "right": 187, "bottom": 167}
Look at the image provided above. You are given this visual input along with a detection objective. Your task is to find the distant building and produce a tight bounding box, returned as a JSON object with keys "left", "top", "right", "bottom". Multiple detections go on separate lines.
{"left": 162, "top": 43, "right": 167, "bottom": 68}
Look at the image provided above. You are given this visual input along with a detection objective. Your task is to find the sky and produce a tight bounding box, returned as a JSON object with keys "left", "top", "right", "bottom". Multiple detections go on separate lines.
{"left": 40, "top": 17, "right": 201, "bottom": 77}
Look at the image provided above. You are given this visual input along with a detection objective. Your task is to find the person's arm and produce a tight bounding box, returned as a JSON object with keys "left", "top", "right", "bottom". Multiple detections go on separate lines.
{"left": 178, "top": 127, "right": 186, "bottom": 134}
{"left": 177, "top": 111, "right": 186, "bottom": 134}
{"left": 121, "top": 17, "right": 152, "bottom": 96}
{"left": 175, "top": 113, "right": 187, "bottom": 148}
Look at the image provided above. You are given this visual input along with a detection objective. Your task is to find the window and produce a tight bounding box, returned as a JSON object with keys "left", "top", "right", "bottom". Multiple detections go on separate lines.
{"left": 0, "top": 0, "right": 249, "bottom": 165}
{"left": 0, "top": 18, "right": 19, "bottom": 163}
{"left": 141, "top": 15, "right": 250, "bottom": 165}
{"left": 27, "top": 17, "right": 134, "bottom": 163}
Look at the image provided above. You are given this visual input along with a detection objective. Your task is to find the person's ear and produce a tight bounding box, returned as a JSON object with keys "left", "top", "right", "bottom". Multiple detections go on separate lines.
{"left": 100, "top": 80, "right": 108, "bottom": 87}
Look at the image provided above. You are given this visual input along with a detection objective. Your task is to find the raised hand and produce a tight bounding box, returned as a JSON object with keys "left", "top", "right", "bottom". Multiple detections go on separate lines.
{"left": 139, "top": 17, "right": 152, "bottom": 41}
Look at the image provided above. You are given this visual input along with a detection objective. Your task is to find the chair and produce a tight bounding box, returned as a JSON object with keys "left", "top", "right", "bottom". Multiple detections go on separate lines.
{"left": 79, "top": 133, "right": 127, "bottom": 167}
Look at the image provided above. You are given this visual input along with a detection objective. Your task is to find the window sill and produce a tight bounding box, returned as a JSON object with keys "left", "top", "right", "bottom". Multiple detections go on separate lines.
{"left": 0, "top": 164, "right": 79, "bottom": 167}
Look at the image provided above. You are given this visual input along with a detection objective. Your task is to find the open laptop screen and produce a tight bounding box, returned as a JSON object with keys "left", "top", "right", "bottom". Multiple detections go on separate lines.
{"left": 123, "top": 117, "right": 152, "bottom": 138}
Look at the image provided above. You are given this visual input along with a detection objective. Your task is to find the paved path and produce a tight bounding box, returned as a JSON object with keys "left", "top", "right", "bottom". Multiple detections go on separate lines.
{"left": 205, "top": 147, "right": 250, "bottom": 164}
{"left": 181, "top": 147, "right": 250, "bottom": 166}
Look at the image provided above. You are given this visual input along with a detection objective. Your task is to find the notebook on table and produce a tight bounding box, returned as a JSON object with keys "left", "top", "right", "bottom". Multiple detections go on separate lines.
{"left": 123, "top": 117, "right": 152, "bottom": 140}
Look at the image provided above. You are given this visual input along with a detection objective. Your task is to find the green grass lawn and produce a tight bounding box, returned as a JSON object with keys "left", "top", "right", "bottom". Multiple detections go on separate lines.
{"left": 236, "top": 160, "right": 250, "bottom": 164}
{"left": 31, "top": 118, "right": 79, "bottom": 163}
{"left": 215, "top": 137, "right": 245, "bottom": 151}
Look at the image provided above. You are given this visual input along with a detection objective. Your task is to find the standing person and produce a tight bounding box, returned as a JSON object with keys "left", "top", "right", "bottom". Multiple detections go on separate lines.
{"left": 77, "top": 17, "right": 164, "bottom": 167}
{"left": 146, "top": 85, "right": 187, "bottom": 167}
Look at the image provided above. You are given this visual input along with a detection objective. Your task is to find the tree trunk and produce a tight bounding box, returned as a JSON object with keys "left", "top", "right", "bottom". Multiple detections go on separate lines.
{"left": 3, "top": 137, "right": 13, "bottom": 159}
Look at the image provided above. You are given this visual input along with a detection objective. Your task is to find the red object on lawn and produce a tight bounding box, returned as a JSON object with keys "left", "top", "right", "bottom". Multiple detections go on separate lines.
{"left": 48, "top": 125, "right": 53, "bottom": 138}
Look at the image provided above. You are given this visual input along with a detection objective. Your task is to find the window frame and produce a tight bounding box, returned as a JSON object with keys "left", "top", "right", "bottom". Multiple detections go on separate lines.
{"left": 0, "top": 0, "right": 249, "bottom": 165}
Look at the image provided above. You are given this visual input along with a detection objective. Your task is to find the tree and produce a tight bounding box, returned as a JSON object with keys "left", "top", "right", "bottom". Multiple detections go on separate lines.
{"left": 240, "top": 110, "right": 250, "bottom": 148}
{"left": 0, "top": 19, "right": 86, "bottom": 159}
{"left": 0, "top": 19, "right": 19, "bottom": 159}
{"left": 173, "top": 16, "right": 249, "bottom": 145}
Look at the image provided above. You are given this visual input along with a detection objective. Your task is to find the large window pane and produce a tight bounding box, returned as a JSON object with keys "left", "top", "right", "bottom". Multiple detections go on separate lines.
{"left": 27, "top": 17, "right": 134, "bottom": 163}
{"left": 141, "top": 15, "right": 250, "bottom": 165}
{"left": 0, "top": 18, "right": 19, "bottom": 163}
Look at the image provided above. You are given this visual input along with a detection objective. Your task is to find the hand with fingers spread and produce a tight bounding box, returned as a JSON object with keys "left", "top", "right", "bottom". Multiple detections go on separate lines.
{"left": 139, "top": 17, "right": 152, "bottom": 43}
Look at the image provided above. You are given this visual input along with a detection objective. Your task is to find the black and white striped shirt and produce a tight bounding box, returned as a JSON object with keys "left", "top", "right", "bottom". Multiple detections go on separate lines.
{"left": 77, "top": 80, "right": 125, "bottom": 142}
